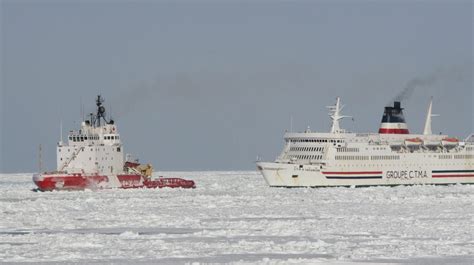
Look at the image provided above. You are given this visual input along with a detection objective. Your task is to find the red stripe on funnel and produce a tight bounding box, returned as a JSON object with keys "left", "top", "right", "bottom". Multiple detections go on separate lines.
{"left": 378, "top": 128, "right": 409, "bottom": 134}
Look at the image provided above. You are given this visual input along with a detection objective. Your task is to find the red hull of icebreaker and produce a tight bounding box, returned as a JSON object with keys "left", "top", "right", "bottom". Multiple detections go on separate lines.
{"left": 33, "top": 173, "right": 195, "bottom": 191}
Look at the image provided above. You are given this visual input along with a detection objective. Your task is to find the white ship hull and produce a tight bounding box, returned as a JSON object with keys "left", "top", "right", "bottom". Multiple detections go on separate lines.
{"left": 257, "top": 98, "right": 474, "bottom": 188}
{"left": 257, "top": 162, "right": 474, "bottom": 187}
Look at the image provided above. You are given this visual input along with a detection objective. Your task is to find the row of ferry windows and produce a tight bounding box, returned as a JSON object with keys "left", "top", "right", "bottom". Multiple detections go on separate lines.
{"left": 290, "top": 147, "right": 324, "bottom": 152}
{"left": 337, "top": 162, "right": 474, "bottom": 167}
{"left": 336, "top": 148, "right": 360, "bottom": 153}
{"left": 453, "top": 154, "right": 474, "bottom": 159}
{"left": 333, "top": 154, "right": 472, "bottom": 160}
{"left": 290, "top": 139, "right": 343, "bottom": 143}
{"left": 439, "top": 155, "right": 452, "bottom": 159}
{"left": 68, "top": 135, "right": 119, "bottom": 142}
{"left": 335, "top": 155, "right": 370, "bottom": 161}
{"left": 290, "top": 155, "right": 323, "bottom": 160}
{"left": 371, "top": 155, "right": 400, "bottom": 160}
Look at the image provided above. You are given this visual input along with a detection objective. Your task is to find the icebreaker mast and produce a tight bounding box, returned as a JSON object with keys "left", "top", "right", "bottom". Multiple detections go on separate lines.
{"left": 91, "top": 95, "right": 113, "bottom": 128}
{"left": 328, "top": 97, "right": 350, "bottom": 134}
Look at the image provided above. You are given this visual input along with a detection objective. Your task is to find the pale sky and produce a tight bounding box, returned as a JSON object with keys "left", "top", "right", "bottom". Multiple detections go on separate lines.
{"left": 1, "top": 1, "right": 472, "bottom": 173}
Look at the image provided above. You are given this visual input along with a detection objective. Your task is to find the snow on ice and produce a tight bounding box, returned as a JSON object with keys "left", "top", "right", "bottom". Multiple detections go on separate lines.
{"left": 0, "top": 171, "right": 473, "bottom": 264}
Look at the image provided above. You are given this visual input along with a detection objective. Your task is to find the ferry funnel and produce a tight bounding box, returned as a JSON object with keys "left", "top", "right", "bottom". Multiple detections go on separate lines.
{"left": 378, "top": 101, "right": 409, "bottom": 134}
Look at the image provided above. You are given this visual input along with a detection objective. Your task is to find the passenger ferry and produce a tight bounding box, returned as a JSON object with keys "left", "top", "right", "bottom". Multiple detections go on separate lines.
{"left": 257, "top": 98, "right": 474, "bottom": 187}
{"left": 33, "top": 95, "right": 195, "bottom": 191}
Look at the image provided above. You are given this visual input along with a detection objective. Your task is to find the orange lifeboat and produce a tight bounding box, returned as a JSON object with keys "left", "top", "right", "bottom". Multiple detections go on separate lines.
{"left": 404, "top": 137, "right": 423, "bottom": 146}
{"left": 442, "top": 137, "right": 459, "bottom": 146}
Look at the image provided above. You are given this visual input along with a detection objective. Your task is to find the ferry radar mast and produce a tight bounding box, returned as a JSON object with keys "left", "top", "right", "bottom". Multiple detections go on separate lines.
{"left": 328, "top": 97, "right": 351, "bottom": 134}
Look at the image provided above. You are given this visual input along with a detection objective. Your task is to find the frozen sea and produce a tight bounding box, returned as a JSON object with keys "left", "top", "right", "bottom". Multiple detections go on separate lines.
{"left": 0, "top": 171, "right": 473, "bottom": 264}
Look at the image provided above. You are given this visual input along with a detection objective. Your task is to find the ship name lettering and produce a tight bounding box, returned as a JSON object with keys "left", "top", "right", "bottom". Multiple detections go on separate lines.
{"left": 386, "top": 170, "right": 428, "bottom": 179}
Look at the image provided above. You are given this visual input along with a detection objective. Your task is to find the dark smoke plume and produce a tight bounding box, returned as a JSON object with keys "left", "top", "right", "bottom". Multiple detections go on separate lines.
{"left": 393, "top": 70, "right": 439, "bottom": 102}
{"left": 392, "top": 63, "right": 472, "bottom": 103}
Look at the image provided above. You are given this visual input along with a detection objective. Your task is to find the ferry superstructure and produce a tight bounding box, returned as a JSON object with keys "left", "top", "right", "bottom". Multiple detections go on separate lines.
{"left": 33, "top": 95, "right": 195, "bottom": 191}
{"left": 257, "top": 98, "right": 474, "bottom": 187}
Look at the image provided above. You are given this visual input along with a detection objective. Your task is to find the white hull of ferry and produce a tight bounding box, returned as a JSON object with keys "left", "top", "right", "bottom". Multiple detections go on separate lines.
{"left": 257, "top": 162, "right": 474, "bottom": 187}
{"left": 257, "top": 98, "right": 474, "bottom": 188}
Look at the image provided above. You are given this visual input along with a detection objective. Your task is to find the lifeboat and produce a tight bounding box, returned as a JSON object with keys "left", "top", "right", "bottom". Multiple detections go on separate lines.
{"left": 442, "top": 137, "right": 459, "bottom": 146}
{"left": 404, "top": 137, "right": 423, "bottom": 146}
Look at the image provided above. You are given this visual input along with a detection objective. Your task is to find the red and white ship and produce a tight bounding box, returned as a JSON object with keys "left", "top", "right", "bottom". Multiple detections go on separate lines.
{"left": 33, "top": 95, "right": 195, "bottom": 191}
